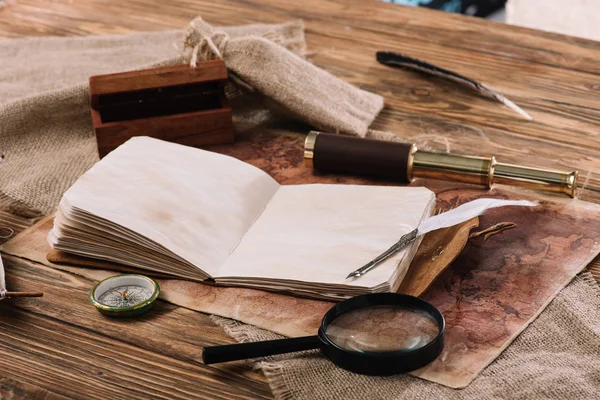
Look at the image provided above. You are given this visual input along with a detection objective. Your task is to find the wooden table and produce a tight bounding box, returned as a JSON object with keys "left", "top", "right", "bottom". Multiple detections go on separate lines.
{"left": 2, "top": 1, "right": 600, "bottom": 398}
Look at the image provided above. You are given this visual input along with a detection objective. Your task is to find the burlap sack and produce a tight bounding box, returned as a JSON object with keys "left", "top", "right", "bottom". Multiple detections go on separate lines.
{"left": 213, "top": 272, "right": 600, "bottom": 400}
{"left": 184, "top": 17, "right": 384, "bottom": 138}
{"left": 1, "top": 18, "right": 382, "bottom": 218}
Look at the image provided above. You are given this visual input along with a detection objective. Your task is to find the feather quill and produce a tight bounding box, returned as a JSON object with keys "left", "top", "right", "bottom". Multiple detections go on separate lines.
{"left": 417, "top": 198, "right": 537, "bottom": 234}
{"left": 376, "top": 51, "right": 533, "bottom": 121}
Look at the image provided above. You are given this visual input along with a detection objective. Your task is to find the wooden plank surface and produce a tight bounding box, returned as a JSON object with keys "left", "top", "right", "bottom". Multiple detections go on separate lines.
{"left": 0, "top": 211, "right": 33, "bottom": 245}
{"left": 2, "top": 0, "right": 600, "bottom": 398}
{"left": 0, "top": 252, "right": 272, "bottom": 399}
{"left": 3, "top": 0, "right": 600, "bottom": 188}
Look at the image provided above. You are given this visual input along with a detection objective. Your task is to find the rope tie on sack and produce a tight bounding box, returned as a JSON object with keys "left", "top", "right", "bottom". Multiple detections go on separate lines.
{"left": 187, "top": 28, "right": 229, "bottom": 67}
{"left": 185, "top": 21, "right": 255, "bottom": 92}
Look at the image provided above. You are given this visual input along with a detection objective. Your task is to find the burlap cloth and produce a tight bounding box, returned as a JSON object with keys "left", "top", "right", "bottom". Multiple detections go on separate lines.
{"left": 0, "top": 29, "right": 182, "bottom": 217}
{"left": 0, "top": 17, "right": 383, "bottom": 218}
{"left": 214, "top": 273, "right": 600, "bottom": 400}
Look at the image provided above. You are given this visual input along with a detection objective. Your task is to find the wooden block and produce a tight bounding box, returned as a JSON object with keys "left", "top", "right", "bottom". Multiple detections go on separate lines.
{"left": 89, "top": 60, "right": 234, "bottom": 158}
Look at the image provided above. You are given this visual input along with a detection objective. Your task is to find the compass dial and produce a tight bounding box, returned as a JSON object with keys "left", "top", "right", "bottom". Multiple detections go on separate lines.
{"left": 97, "top": 285, "right": 154, "bottom": 307}
{"left": 90, "top": 275, "right": 160, "bottom": 317}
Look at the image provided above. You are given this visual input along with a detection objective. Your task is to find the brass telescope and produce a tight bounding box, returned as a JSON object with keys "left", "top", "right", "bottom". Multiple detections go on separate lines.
{"left": 304, "top": 131, "right": 578, "bottom": 198}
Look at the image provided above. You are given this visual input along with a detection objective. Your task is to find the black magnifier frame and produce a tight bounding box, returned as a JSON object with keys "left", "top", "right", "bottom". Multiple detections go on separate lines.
{"left": 203, "top": 293, "right": 445, "bottom": 376}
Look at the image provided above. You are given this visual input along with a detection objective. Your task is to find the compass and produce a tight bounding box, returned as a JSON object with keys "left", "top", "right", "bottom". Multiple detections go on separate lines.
{"left": 89, "top": 275, "right": 160, "bottom": 317}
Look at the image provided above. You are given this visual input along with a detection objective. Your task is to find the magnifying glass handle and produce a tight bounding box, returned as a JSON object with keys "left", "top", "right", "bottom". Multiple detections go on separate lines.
{"left": 203, "top": 335, "right": 321, "bottom": 365}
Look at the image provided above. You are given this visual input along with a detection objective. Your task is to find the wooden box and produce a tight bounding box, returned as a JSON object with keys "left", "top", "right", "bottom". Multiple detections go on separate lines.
{"left": 89, "top": 60, "right": 233, "bottom": 158}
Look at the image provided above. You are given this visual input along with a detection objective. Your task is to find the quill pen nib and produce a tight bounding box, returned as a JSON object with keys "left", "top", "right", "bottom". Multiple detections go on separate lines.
{"left": 496, "top": 94, "right": 533, "bottom": 121}
{"left": 346, "top": 229, "right": 419, "bottom": 279}
{"left": 346, "top": 270, "right": 365, "bottom": 279}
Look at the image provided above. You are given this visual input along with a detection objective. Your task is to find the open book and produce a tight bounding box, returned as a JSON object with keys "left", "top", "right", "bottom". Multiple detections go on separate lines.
{"left": 49, "top": 137, "right": 435, "bottom": 300}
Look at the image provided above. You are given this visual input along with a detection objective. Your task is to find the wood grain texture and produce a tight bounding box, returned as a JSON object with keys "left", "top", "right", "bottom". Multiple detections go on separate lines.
{"left": 0, "top": 376, "right": 70, "bottom": 400}
{"left": 0, "top": 254, "right": 272, "bottom": 400}
{"left": 0, "top": 211, "right": 34, "bottom": 245}
{"left": 3, "top": 0, "right": 600, "bottom": 397}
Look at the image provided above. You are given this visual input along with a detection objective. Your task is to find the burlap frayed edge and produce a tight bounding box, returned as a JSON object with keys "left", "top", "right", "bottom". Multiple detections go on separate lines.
{"left": 579, "top": 271, "right": 600, "bottom": 298}
{"left": 209, "top": 314, "right": 262, "bottom": 344}
{"left": 259, "top": 363, "right": 295, "bottom": 400}
{"left": 210, "top": 315, "right": 297, "bottom": 400}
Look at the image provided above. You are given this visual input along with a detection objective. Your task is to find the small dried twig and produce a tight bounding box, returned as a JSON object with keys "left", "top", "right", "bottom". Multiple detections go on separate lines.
{"left": 469, "top": 222, "right": 518, "bottom": 241}
{"left": 3, "top": 292, "right": 44, "bottom": 298}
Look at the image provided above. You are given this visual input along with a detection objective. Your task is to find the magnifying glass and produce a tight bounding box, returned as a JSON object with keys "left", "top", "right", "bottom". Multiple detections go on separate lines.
{"left": 203, "top": 293, "right": 444, "bottom": 375}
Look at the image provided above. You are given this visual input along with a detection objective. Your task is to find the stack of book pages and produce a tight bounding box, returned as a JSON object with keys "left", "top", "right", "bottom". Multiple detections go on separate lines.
{"left": 49, "top": 137, "right": 435, "bottom": 300}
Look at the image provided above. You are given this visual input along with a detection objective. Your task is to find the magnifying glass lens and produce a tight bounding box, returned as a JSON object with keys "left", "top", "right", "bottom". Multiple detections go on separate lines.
{"left": 324, "top": 305, "right": 439, "bottom": 352}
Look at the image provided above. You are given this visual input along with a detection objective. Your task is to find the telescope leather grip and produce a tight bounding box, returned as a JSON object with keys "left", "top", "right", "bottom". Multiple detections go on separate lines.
{"left": 311, "top": 133, "right": 413, "bottom": 182}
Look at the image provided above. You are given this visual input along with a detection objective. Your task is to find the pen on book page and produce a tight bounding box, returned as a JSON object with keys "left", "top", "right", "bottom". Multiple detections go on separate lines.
{"left": 346, "top": 199, "right": 537, "bottom": 280}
